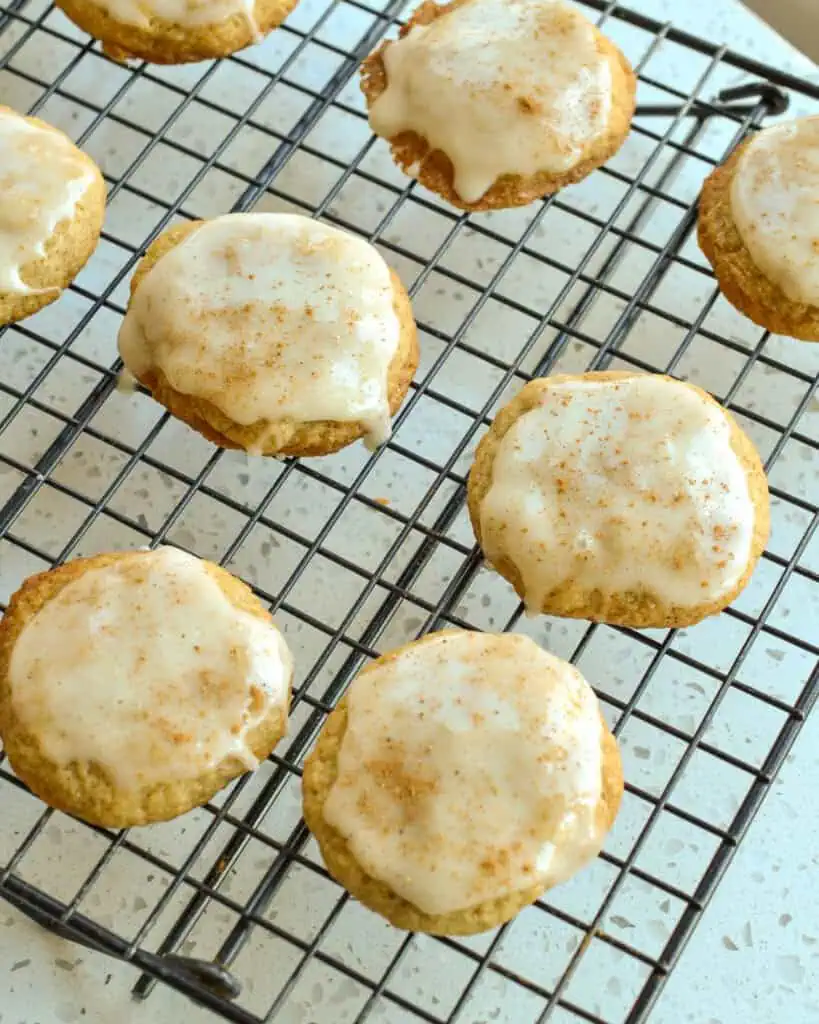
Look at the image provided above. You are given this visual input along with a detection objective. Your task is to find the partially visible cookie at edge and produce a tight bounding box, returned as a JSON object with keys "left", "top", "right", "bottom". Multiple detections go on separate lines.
{"left": 467, "top": 372, "right": 769, "bottom": 629}
{"left": 698, "top": 115, "right": 819, "bottom": 342}
{"left": 0, "top": 105, "right": 105, "bottom": 327}
{"left": 360, "top": 0, "right": 636, "bottom": 211}
{"left": 0, "top": 548, "right": 293, "bottom": 828}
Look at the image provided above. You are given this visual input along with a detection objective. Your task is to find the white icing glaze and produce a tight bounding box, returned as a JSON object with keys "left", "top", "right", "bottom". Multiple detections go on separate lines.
{"left": 118, "top": 213, "right": 403, "bottom": 449}
{"left": 731, "top": 116, "right": 819, "bottom": 306}
{"left": 368, "top": 0, "right": 612, "bottom": 204}
{"left": 9, "top": 548, "right": 292, "bottom": 790}
{"left": 0, "top": 110, "right": 97, "bottom": 295}
{"left": 322, "top": 631, "right": 606, "bottom": 916}
{"left": 88, "top": 0, "right": 260, "bottom": 36}
{"left": 480, "top": 376, "right": 757, "bottom": 613}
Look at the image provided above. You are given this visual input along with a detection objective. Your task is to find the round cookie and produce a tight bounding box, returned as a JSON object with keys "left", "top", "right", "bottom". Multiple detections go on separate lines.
{"left": 698, "top": 116, "right": 819, "bottom": 342}
{"left": 0, "top": 548, "right": 293, "bottom": 828}
{"left": 467, "top": 372, "right": 769, "bottom": 629}
{"left": 118, "top": 213, "right": 419, "bottom": 458}
{"left": 360, "top": 0, "right": 636, "bottom": 212}
{"left": 0, "top": 106, "right": 105, "bottom": 327}
{"left": 303, "top": 630, "right": 622, "bottom": 935}
{"left": 55, "top": 0, "right": 298, "bottom": 64}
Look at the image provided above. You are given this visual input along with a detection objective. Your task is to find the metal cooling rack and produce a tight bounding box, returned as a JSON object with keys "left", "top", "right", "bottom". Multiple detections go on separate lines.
{"left": 0, "top": 1, "right": 817, "bottom": 1022}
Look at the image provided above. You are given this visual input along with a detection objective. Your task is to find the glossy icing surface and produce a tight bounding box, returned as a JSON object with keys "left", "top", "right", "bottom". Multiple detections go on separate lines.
{"left": 9, "top": 549, "right": 292, "bottom": 789}
{"left": 323, "top": 631, "right": 605, "bottom": 915}
{"left": 480, "top": 376, "right": 756, "bottom": 612}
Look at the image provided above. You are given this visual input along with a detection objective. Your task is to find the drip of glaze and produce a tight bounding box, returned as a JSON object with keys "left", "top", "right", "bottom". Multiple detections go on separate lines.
{"left": 116, "top": 367, "right": 139, "bottom": 394}
{"left": 0, "top": 111, "right": 96, "bottom": 296}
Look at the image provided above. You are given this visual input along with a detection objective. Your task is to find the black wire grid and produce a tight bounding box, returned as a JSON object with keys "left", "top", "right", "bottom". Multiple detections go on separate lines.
{"left": 0, "top": 0, "right": 817, "bottom": 1021}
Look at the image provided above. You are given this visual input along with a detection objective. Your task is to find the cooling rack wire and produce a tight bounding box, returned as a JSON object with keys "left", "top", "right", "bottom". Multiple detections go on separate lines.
{"left": 0, "top": 1, "right": 817, "bottom": 1022}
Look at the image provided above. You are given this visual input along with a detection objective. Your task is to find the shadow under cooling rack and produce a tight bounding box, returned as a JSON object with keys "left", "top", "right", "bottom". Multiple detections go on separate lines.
{"left": 0, "top": 2, "right": 817, "bottom": 1023}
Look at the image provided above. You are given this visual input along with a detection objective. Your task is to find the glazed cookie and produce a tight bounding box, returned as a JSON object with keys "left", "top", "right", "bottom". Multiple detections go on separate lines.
{"left": 0, "top": 106, "right": 105, "bottom": 327}
{"left": 55, "top": 0, "right": 297, "bottom": 64}
{"left": 0, "top": 548, "right": 293, "bottom": 827}
{"left": 118, "top": 213, "right": 419, "bottom": 457}
{"left": 303, "top": 630, "right": 622, "bottom": 935}
{"left": 361, "top": 0, "right": 636, "bottom": 211}
{"left": 698, "top": 116, "right": 819, "bottom": 342}
{"left": 468, "top": 372, "right": 769, "bottom": 629}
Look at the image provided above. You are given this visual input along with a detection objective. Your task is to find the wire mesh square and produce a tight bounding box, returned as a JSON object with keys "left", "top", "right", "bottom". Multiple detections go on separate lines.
{"left": 0, "top": 0, "right": 817, "bottom": 1022}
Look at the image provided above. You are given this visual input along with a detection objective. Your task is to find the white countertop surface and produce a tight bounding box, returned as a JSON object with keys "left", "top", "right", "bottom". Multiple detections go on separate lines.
{"left": 0, "top": 1, "right": 817, "bottom": 1023}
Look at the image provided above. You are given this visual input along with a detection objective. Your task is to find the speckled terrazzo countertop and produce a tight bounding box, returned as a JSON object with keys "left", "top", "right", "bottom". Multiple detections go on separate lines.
{"left": 0, "top": 1, "right": 817, "bottom": 1023}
